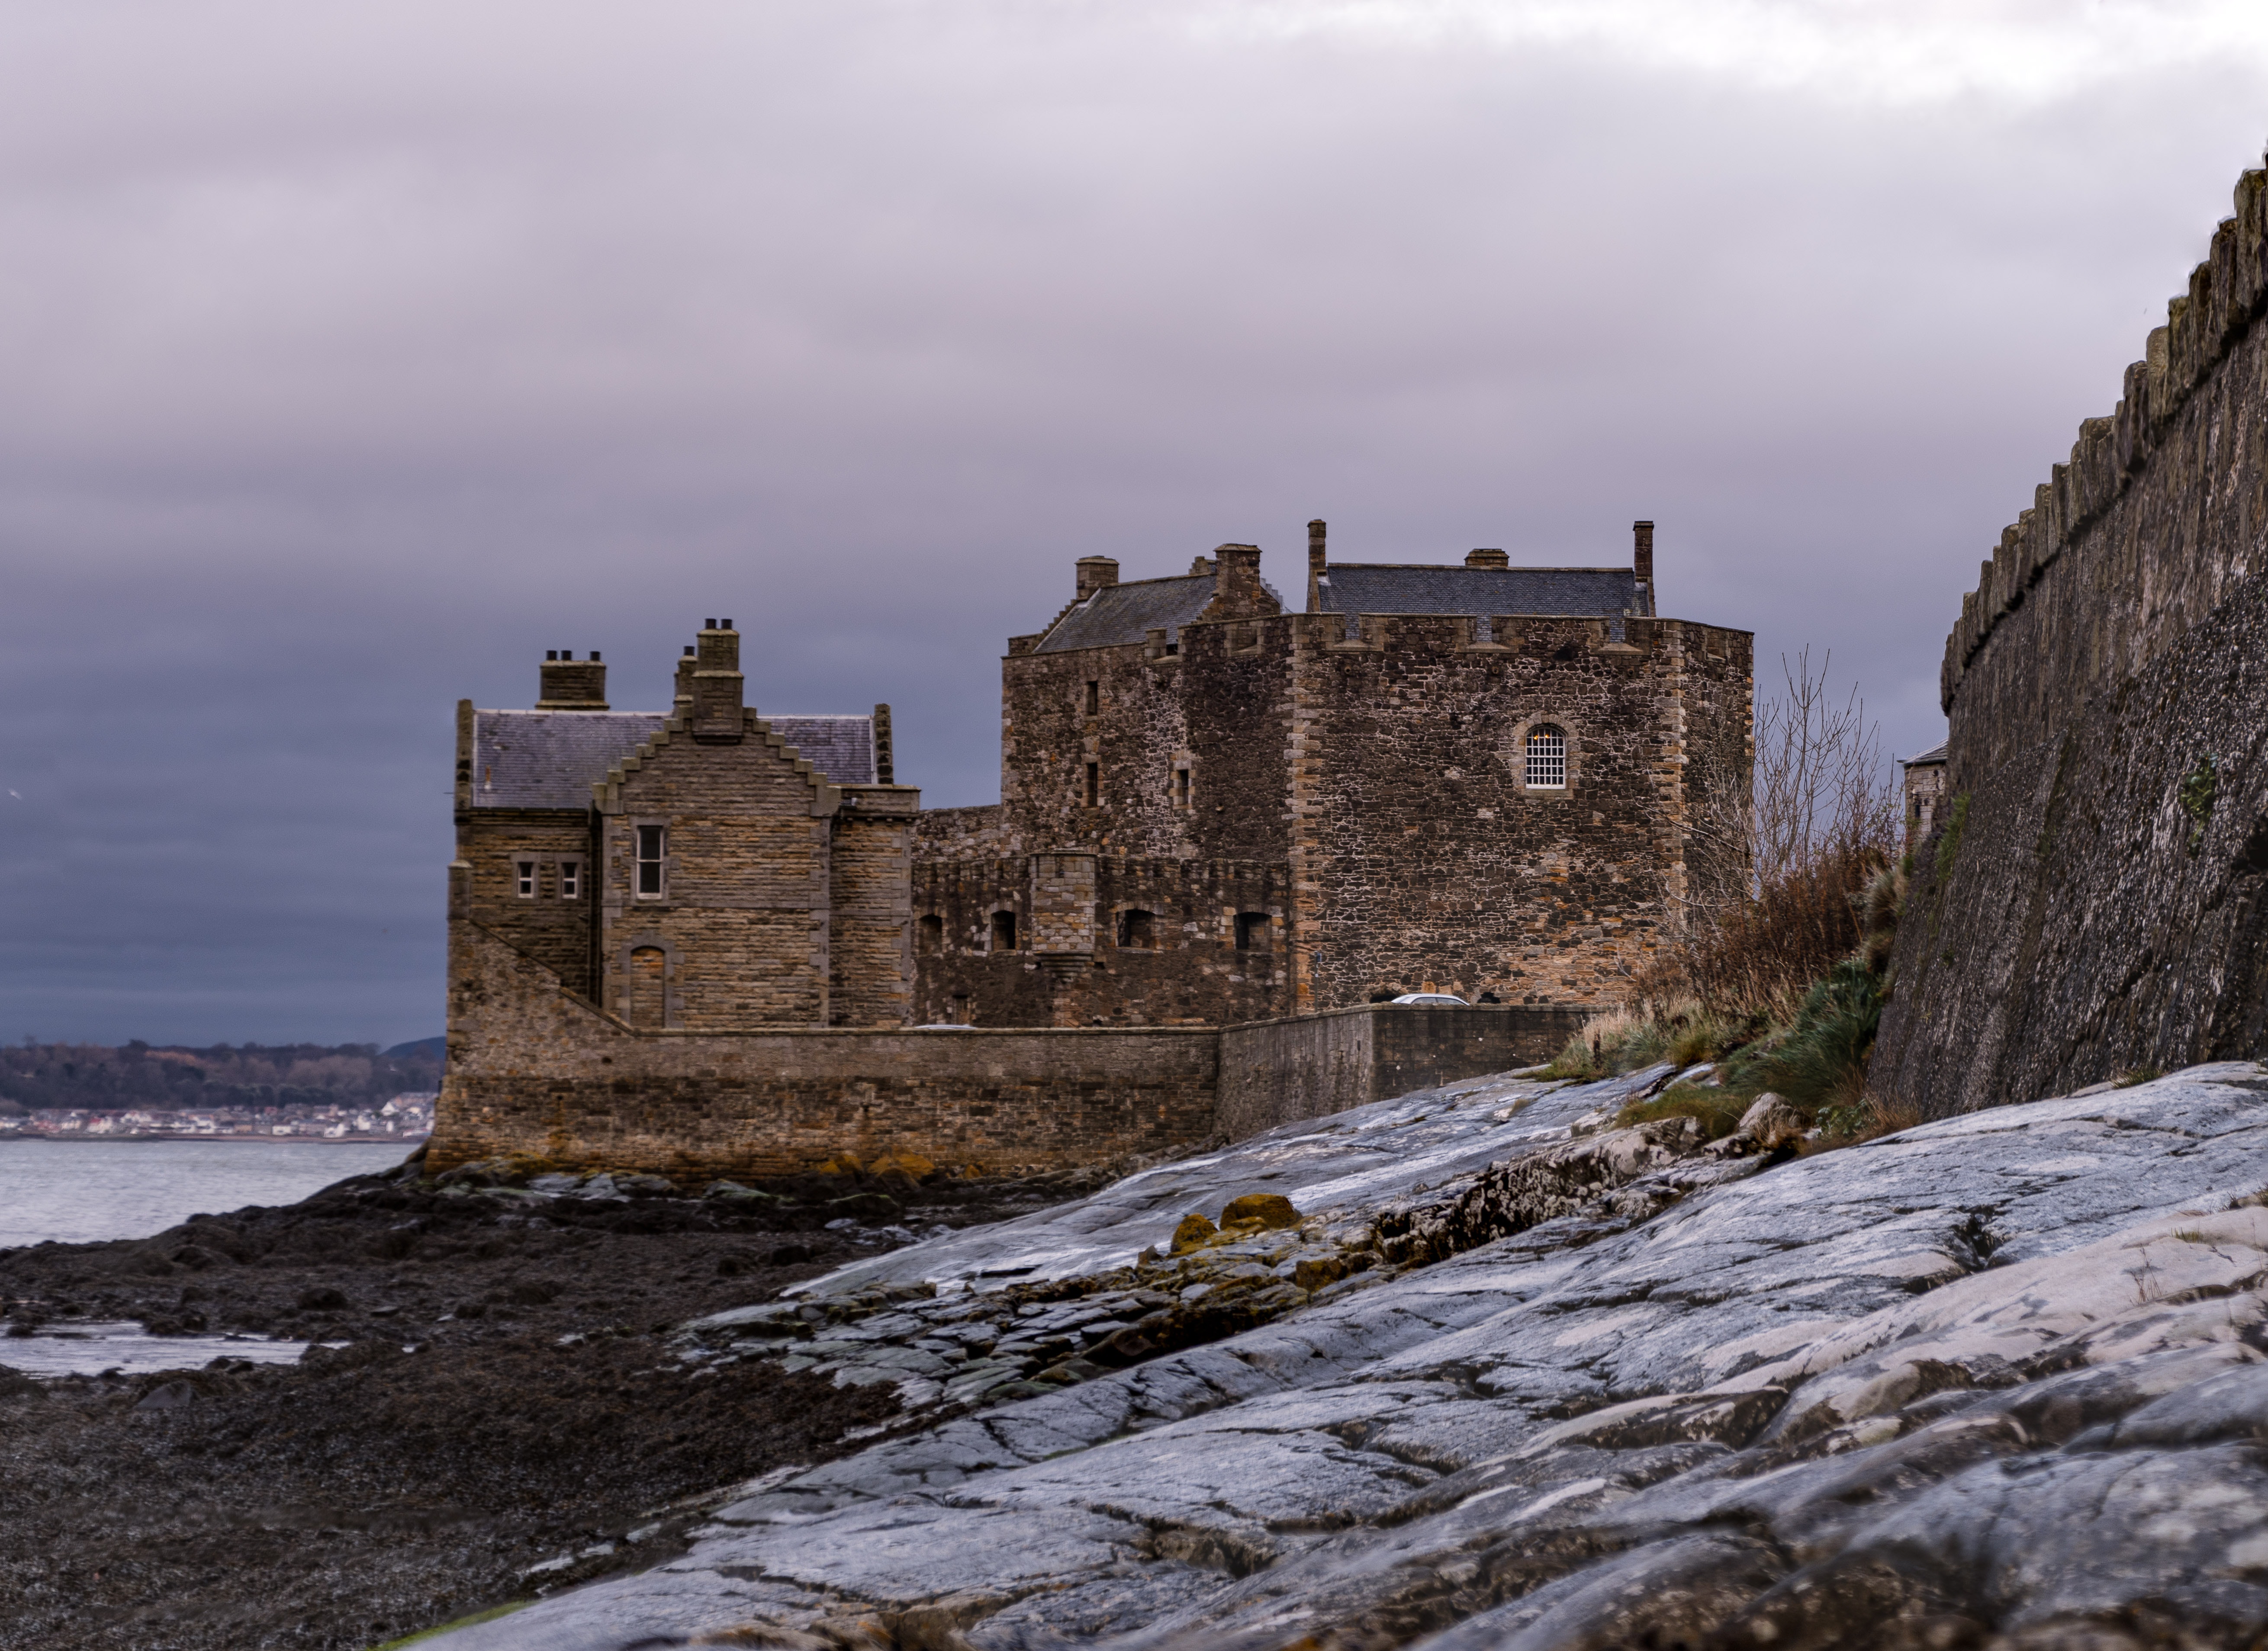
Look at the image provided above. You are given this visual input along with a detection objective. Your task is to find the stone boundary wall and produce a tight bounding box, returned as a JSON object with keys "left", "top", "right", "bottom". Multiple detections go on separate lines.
{"left": 1877, "top": 158, "right": 2268, "bottom": 1115}
{"left": 1215, "top": 1003, "right": 1595, "bottom": 1140}
{"left": 436, "top": 922, "right": 1598, "bottom": 1179}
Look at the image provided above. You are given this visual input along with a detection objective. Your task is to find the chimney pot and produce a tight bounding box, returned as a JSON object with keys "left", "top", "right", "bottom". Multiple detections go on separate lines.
{"left": 590, "top": 650, "right": 600, "bottom": 662}
{"left": 705, "top": 617, "right": 717, "bottom": 630}
{"left": 536, "top": 649, "right": 609, "bottom": 710}
{"left": 722, "top": 617, "right": 733, "bottom": 629}
{"left": 684, "top": 645, "right": 695, "bottom": 656}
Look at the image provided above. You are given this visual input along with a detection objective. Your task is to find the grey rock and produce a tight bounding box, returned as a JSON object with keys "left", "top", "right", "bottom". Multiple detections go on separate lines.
{"left": 423, "top": 1061, "right": 2268, "bottom": 1651}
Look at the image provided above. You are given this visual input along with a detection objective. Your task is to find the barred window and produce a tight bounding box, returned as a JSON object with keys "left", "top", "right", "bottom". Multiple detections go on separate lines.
{"left": 1525, "top": 726, "right": 1567, "bottom": 789}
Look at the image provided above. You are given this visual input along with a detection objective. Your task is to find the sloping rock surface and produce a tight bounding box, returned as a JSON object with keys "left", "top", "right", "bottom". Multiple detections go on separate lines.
{"left": 428, "top": 1062, "right": 2268, "bottom": 1651}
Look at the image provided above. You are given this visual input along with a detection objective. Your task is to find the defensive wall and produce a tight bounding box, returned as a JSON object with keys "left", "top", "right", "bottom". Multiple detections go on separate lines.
{"left": 430, "top": 920, "right": 1589, "bottom": 1179}
{"left": 1876, "top": 159, "right": 2268, "bottom": 1113}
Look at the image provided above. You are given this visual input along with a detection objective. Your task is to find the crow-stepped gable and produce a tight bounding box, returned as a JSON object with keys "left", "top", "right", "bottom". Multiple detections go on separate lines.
{"left": 435, "top": 527, "right": 1746, "bottom": 1178}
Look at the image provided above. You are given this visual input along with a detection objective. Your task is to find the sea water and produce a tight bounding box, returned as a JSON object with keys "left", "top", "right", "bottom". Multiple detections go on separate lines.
{"left": 0, "top": 1139, "right": 415, "bottom": 1376}
{"left": 0, "top": 1138, "right": 415, "bottom": 1248}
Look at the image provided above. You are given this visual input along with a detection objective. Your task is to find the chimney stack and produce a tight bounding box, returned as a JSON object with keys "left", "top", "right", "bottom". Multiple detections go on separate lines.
{"left": 690, "top": 619, "right": 744, "bottom": 742}
{"left": 873, "top": 703, "right": 894, "bottom": 784}
{"left": 1632, "top": 521, "right": 1655, "bottom": 615}
{"left": 674, "top": 645, "right": 696, "bottom": 709}
{"left": 536, "top": 649, "right": 608, "bottom": 710}
{"left": 1464, "top": 548, "right": 1509, "bottom": 569}
{"left": 1306, "top": 519, "right": 1327, "bottom": 612}
{"left": 1199, "top": 543, "right": 1281, "bottom": 622}
{"left": 1074, "top": 557, "right": 1120, "bottom": 601}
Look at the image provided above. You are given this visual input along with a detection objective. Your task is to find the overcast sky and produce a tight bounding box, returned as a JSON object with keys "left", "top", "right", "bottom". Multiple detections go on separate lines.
{"left": 4, "top": 0, "right": 2267, "bottom": 1047}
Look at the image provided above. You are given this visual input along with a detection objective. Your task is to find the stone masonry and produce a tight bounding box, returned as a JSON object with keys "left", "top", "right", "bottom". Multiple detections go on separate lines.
{"left": 1876, "top": 155, "right": 2268, "bottom": 1114}
{"left": 916, "top": 523, "right": 1753, "bottom": 1026}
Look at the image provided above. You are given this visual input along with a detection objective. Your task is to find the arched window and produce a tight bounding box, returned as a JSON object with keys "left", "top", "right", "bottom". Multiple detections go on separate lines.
{"left": 917, "top": 914, "right": 943, "bottom": 955}
{"left": 1525, "top": 726, "right": 1567, "bottom": 789}
{"left": 1116, "top": 909, "right": 1157, "bottom": 949}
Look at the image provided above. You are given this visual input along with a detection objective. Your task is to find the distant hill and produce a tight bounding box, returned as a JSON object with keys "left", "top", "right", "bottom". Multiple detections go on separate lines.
{"left": 0, "top": 1040, "right": 444, "bottom": 1114}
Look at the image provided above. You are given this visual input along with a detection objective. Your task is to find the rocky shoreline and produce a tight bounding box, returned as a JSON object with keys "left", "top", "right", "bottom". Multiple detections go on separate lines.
{"left": 0, "top": 1152, "right": 1109, "bottom": 1651}
{"left": 409, "top": 1060, "right": 2268, "bottom": 1651}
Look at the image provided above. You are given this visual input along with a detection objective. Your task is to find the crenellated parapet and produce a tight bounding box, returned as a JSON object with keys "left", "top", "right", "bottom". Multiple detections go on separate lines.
{"left": 1943, "top": 164, "right": 2268, "bottom": 727}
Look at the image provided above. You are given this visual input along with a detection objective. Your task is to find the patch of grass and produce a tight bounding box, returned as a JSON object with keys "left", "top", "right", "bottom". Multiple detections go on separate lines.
{"left": 1802, "top": 1092, "right": 1923, "bottom": 1153}
{"left": 1615, "top": 1085, "right": 1750, "bottom": 1140}
{"left": 1544, "top": 1003, "right": 1757, "bottom": 1082}
{"left": 1740, "top": 958, "right": 1885, "bottom": 1117}
{"left": 370, "top": 1600, "right": 533, "bottom": 1650}
{"left": 2115, "top": 1066, "right": 2163, "bottom": 1088}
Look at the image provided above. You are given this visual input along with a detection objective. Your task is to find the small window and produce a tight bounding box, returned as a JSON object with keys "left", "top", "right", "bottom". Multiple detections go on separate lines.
{"left": 991, "top": 910, "right": 1019, "bottom": 951}
{"left": 918, "top": 914, "right": 943, "bottom": 955}
{"left": 1525, "top": 726, "right": 1567, "bottom": 789}
{"left": 635, "top": 824, "right": 666, "bottom": 897}
{"left": 1084, "top": 763, "right": 1100, "bottom": 807}
{"left": 515, "top": 861, "right": 537, "bottom": 898}
{"left": 1172, "top": 768, "right": 1190, "bottom": 809}
{"left": 1235, "top": 912, "right": 1271, "bottom": 951}
{"left": 559, "top": 861, "right": 580, "bottom": 899}
{"left": 1084, "top": 680, "right": 1100, "bottom": 716}
{"left": 1116, "top": 909, "right": 1156, "bottom": 949}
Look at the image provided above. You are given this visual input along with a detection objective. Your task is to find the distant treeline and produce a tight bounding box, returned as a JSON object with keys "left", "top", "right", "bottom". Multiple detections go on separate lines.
{"left": 0, "top": 1041, "right": 443, "bottom": 1115}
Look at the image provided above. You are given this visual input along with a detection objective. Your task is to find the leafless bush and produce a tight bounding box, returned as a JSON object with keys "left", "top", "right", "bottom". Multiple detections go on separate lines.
{"left": 1639, "top": 649, "right": 1901, "bottom": 1020}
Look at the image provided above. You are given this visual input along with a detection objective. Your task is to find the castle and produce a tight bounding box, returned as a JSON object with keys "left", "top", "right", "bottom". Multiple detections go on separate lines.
{"left": 434, "top": 521, "right": 1750, "bottom": 1176}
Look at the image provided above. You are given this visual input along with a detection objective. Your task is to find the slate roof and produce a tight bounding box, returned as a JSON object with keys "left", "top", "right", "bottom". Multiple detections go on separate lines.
{"left": 1313, "top": 564, "right": 1643, "bottom": 619}
{"left": 471, "top": 709, "right": 875, "bottom": 809}
{"left": 766, "top": 716, "right": 878, "bottom": 786}
{"left": 1035, "top": 575, "right": 1219, "bottom": 653}
{"left": 1902, "top": 742, "right": 1949, "bottom": 768}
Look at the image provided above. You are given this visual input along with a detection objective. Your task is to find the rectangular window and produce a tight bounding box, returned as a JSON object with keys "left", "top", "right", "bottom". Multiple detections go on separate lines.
{"left": 1084, "top": 762, "right": 1100, "bottom": 806}
{"left": 635, "top": 825, "right": 666, "bottom": 897}
{"left": 559, "top": 860, "right": 580, "bottom": 899}
{"left": 1084, "top": 680, "right": 1099, "bottom": 716}
{"left": 1173, "top": 768, "right": 1190, "bottom": 809}
{"left": 515, "top": 861, "right": 536, "bottom": 898}
{"left": 991, "top": 910, "right": 1018, "bottom": 951}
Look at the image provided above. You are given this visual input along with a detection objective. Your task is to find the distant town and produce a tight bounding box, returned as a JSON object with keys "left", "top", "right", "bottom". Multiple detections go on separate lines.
{"left": 0, "top": 1092, "right": 434, "bottom": 1141}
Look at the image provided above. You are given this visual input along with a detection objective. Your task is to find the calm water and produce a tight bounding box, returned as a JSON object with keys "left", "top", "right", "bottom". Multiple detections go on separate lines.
{"left": 0, "top": 1138, "right": 416, "bottom": 1248}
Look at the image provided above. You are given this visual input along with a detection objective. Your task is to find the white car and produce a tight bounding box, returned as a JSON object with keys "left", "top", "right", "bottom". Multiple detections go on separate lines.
{"left": 1389, "top": 993, "right": 1468, "bottom": 1006}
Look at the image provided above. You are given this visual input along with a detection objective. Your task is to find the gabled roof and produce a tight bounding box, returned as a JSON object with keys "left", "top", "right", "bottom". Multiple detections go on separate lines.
{"left": 766, "top": 716, "right": 878, "bottom": 786}
{"left": 1313, "top": 564, "right": 1642, "bottom": 619}
{"left": 1034, "top": 575, "right": 1217, "bottom": 653}
{"left": 1902, "top": 743, "right": 1949, "bottom": 768}
{"left": 470, "top": 709, "right": 876, "bottom": 808}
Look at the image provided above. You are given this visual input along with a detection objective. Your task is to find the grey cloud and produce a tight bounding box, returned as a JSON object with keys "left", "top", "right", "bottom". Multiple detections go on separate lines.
{"left": 2, "top": 3, "right": 2263, "bottom": 1041}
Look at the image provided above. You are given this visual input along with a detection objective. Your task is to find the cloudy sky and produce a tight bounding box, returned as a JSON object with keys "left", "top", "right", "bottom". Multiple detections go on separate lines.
{"left": 4, "top": 0, "right": 2267, "bottom": 1047}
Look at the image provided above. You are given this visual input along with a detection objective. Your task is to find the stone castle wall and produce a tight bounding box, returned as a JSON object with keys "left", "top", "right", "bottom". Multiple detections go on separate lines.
{"left": 1876, "top": 161, "right": 2268, "bottom": 1113}
{"left": 916, "top": 606, "right": 1750, "bottom": 1021}
{"left": 432, "top": 919, "right": 1597, "bottom": 1178}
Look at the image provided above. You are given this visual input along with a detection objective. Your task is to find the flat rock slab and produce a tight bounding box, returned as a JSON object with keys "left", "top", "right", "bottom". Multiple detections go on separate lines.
{"left": 425, "top": 1062, "right": 2268, "bottom": 1651}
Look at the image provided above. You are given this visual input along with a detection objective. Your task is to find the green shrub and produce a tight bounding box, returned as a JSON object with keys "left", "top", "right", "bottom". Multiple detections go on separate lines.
{"left": 1742, "top": 957, "right": 1884, "bottom": 1115}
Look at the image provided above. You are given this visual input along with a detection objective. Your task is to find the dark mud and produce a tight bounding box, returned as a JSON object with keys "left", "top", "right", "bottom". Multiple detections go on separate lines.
{"left": 0, "top": 1153, "right": 1097, "bottom": 1651}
